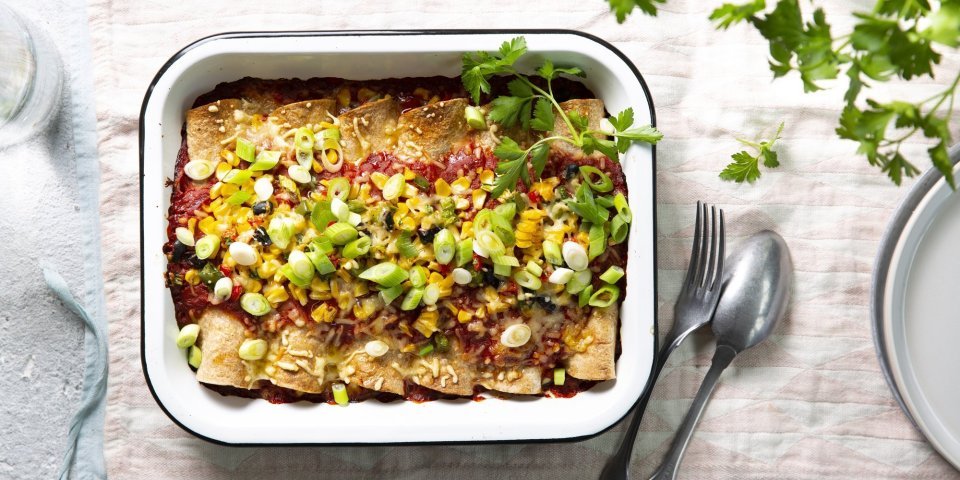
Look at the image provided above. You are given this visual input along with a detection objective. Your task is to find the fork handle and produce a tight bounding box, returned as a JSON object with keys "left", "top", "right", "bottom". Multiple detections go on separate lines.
{"left": 649, "top": 344, "right": 738, "bottom": 480}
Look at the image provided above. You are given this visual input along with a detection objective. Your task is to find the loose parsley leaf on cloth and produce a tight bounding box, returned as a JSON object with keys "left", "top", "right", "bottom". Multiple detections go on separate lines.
{"left": 607, "top": 0, "right": 667, "bottom": 22}
{"left": 719, "top": 122, "right": 784, "bottom": 183}
{"left": 462, "top": 37, "right": 662, "bottom": 198}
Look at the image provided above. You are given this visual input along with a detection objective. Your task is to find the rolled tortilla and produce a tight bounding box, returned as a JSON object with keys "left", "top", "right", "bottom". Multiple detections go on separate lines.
{"left": 269, "top": 99, "right": 336, "bottom": 130}
{"left": 269, "top": 323, "right": 327, "bottom": 394}
{"left": 480, "top": 366, "right": 543, "bottom": 395}
{"left": 195, "top": 309, "right": 251, "bottom": 389}
{"left": 338, "top": 97, "right": 400, "bottom": 162}
{"left": 341, "top": 350, "right": 406, "bottom": 396}
{"left": 186, "top": 99, "right": 243, "bottom": 165}
{"left": 415, "top": 350, "right": 474, "bottom": 396}
{"left": 566, "top": 306, "right": 617, "bottom": 381}
{"left": 396, "top": 98, "right": 471, "bottom": 161}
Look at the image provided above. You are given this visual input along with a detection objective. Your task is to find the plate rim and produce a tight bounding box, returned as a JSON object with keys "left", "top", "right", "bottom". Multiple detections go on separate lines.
{"left": 138, "top": 29, "right": 660, "bottom": 446}
{"left": 870, "top": 144, "right": 960, "bottom": 467}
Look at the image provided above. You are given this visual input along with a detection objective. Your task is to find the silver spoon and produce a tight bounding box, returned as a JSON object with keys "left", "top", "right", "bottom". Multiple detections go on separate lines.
{"left": 650, "top": 230, "right": 793, "bottom": 480}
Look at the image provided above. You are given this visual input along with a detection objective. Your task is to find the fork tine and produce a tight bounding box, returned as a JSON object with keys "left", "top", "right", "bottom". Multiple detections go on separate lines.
{"left": 713, "top": 209, "right": 725, "bottom": 290}
{"left": 693, "top": 202, "right": 709, "bottom": 288}
{"left": 684, "top": 201, "right": 703, "bottom": 286}
{"left": 704, "top": 206, "right": 718, "bottom": 289}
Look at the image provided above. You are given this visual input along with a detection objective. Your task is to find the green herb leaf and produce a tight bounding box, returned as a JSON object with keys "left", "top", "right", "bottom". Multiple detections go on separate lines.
{"left": 461, "top": 37, "right": 527, "bottom": 104}
{"left": 710, "top": 0, "right": 766, "bottom": 29}
{"left": 607, "top": 0, "right": 666, "bottom": 23}
{"left": 530, "top": 98, "right": 555, "bottom": 132}
{"left": 489, "top": 95, "right": 532, "bottom": 129}
{"left": 491, "top": 137, "right": 529, "bottom": 199}
{"left": 720, "top": 122, "right": 784, "bottom": 183}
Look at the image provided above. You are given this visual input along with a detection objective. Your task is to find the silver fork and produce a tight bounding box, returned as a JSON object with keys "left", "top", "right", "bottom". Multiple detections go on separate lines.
{"left": 599, "top": 201, "right": 725, "bottom": 480}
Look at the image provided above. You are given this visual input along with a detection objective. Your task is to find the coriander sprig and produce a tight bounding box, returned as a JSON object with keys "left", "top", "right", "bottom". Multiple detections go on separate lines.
{"left": 719, "top": 122, "right": 784, "bottom": 183}
{"left": 462, "top": 37, "right": 663, "bottom": 198}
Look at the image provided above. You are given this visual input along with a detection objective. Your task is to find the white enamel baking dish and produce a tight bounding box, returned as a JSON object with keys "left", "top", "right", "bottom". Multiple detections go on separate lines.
{"left": 140, "top": 30, "right": 657, "bottom": 445}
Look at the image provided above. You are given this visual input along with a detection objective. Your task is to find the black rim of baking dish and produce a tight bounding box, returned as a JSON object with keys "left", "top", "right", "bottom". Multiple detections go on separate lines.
{"left": 139, "top": 28, "right": 659, "bottom": 447}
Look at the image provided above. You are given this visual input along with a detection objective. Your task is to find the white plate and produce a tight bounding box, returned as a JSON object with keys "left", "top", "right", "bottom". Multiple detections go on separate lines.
{"left": 872, "top": 145, "right": 960, "bottom": 468}
{"left": 140, "top": 30, "right": 657, "bottom": 445}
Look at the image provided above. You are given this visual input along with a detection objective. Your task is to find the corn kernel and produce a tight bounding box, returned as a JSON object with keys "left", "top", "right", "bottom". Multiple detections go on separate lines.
{"left": 460, "top": 221, "right": 473, "bottom": 238}
{"left": 435, "top": 178, "right": 452, "bottom": 197}
{"left": 451, "top": 177, "right": 471, "bottom": 194}
{"left": 199, "top": 217, "right": 219, "bottom": 235}
{"left": 264, "top": 283, "right": 289, "bottom": 304}
{"left": 311, "top": 303, "right": 337, "bottom": 323}
{"left": 472, "top": 190, "right": 487, "bottom": 210}
{"left": 371, "top": 172, "right": 389, "bottom": 189}
{"left": 313, "top": 159, "right": 323, "bottom": 173}
{"left": 209, "top": 182, "right": 223, "bottom": 199}
{"left": 479, "top": 169, "right": 494, "bottom": 185}
{"left": 457, "top": 310, "right": 473, "bottom": 323}
{"left": 400, "top": 217, "right": 417, "bottom": 230}
{"left": 403, "top": 168, "right": 416, "bottom": 180}
{"left": 413, "top": 310, "right": 439, "bottom": 338}
{"left": 401, "top": 343, "right": 416, "bottom": 353}
{"left": 183, "top": 269, "right": 200, "bottom": 285}
{"left": 215, "top": 161, "right": 232, "bottom": 181}
{"left": 289, "top": 285, "right": 308, "bottom": 305}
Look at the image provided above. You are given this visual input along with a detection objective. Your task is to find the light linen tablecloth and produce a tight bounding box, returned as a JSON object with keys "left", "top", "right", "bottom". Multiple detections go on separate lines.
{"left": 92, "top": 0, "right": 960, "bottom": 478}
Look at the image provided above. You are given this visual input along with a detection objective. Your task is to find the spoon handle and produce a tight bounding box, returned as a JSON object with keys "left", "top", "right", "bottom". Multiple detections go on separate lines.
{"left": 650, "top": 344, "right": 738, "bottom": 480}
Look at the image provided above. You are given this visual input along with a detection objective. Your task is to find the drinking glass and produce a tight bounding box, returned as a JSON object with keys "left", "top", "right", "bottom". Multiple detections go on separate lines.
{"left": 0, "top": 2, "right": 63, "bottom": 148}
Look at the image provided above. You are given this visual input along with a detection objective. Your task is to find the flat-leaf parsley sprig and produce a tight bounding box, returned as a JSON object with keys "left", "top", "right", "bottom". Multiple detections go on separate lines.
{"left": 461, "top": 37, "right": 663, "bottom": 198}
{"left": 719, "top": 121, "right": 784, "bottom": 183}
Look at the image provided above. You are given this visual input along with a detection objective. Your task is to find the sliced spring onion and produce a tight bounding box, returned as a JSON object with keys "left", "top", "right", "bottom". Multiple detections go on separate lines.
{"left": 296, "top": 147, "right": 313, "bottom": 166}
{"left": 562, "top": 241, "right": 589, "bottom": 271}
{"left": 596, "top": 195, "right": 615, "bottom": 209}
{"left": 222, "top": 168, "right": 252, "bottom": 185}
{"left": 359, "top": 262, "right": 409, "bottom": 288}
{"left": 213, "top": 277, "right": 233, "bottom": 301}
{"left": 567, "top": 184, "right": 609, "bottom": 225}
{"left": 600, "top": 266, "right": 625, "bottom": 284}
{"left": 267, "top": 215, "right": 297, "bottom": 250}
{"left": 288, "top": 164, "right": 312, "bottom": 184}
{"left": 306, "top": 250, "right": 336, "bottom": 275}
{"left": 452, "top": 267, "right": 472, "bottom": 285}
{"left": 347, "top": 211, "right": 362, "bottom": 226}
{"left": 513, "top": 270, "right": 542, "bottom": 290}
{"left": 554, "top": 367, "right": 566, "bottom": 386}
{"left": 240, "top": 293, "right": 272, "bottom": 316}
{"left": 500, "top": 324, "right": 532, "bottom": 348}
{"left": 254, "top": 176, "right": 274, "bottom": 201}
{"left": 494, "top": 202, "right": 517, "bottom": 220}
{"left": 327, "top": 177, "right": 351, "bottom": 201}
{"left": 324, "top": 222, "right": 358, "bottom": 245}
{"left": 418, "top": 343, "right": 435, "bottom": 356}
{"left": 294, "top": 127, "right": 315, "bottom": 151}
{"left": 464, "top": 105, "right": 488, "bottom": 130}
{"left": 311, "top": 200, "right": 336, "bottom": 231}
{"left": 401, "top": 286, "right": 424, "bottom": 311}
{"left": 175, "top": 227, "right": 195, "bottom": 247}
{"left": 364, "top": 340, "right": 389, "bottom": 358}
{"left": 409, "top": 266, "right": 429, "bottom": 288}
{"left": 184, "top": 160, "right": 214, "bottom": 181}
{"left": 187, "top": 345, "right": 202, "bottom": 369}
{"left": 493, "top": 262, "right": 512, "bottom": 277}
{"left": 492, "top": 254, "right": 519, "bottom": 267}
{"left": 565, "top": 270, "right": 592, "bottom": 295}
{"left": 280, "top": 264, "right": 311, "bottom": 288}
{"left": 322, "top": 148, "right": 344, "bottom": 172}
{"left": 578, "top": 285, "right": 594, "bottom": 307}
{"left": 288, "top": 250, "right": 314, "bottom": 280}
{"left": 543, "top": 240, "right": 563, "bottom": 265}
{"left": 198, "top": 263, "right": 223, "bottom": 287}
{"left": 397, "top": 231, "right": 418, "bottom": 259}
{"left": 589, "top": 224, "right": 607, "bottom": 260}
{"left": 342, "top": 236, "right": 371, "bottom": 259}
{"left": 330, "top": 197, "right": 350, "bottom": 222}
{"left": 580, "top": 165, "right": 613, "bottom": 193}
{"left": 225, "top": 190, "right": 251, "bottom": 206}
{"left": 433, "top": 229, "right": 456, "bottom": 265}
{"left": 380, "top": 284, "right": 405, "bottom": 304}
{"left": 236, "top": 338, "right": 269, "bottom": 363}
{"left": 382, "top": 173, "right": 406, "bottom": 200}
{"left": 491, "top": 214, "right": 515, "bottom": 246}
{"left": 456, "top": 239, "right": 474, "bottom": 266}
{"left": 475, "top": 231, "right": 505, "bottom": 258}
{"left": 250, "top": 150, "right": 281, "bottom": 171}
{"left": 525, "top": 261, "right": 543, "bottom": 277}
{"left": 588, "top": 284, "right": 621, "bottom": 308}
{"left": 332, "top": 383, "right": 349, "bottom": 406}
{"left": 610, "top": 215, "right": 629, "bottom": 244}
{"left": 235, "top": 137, "right": 255, "bottom": 162}
{"left": 412, "top": 175, "right": 430, "bottom": 192}
{"left": 614, "top": 193, "right": 631, "bottom": 223}
{"left": 311, "top": 236, "right": 334, "bottom": 255}
{"left": 422, "top": 284, "right": 441, "bottom": 306}
{"left": 548, "top": 267, "right": 574, "bottom": 285}
{"left": 176, "top": 324, "right": 200, "bottom": 349}
{"left": 229, "top": 241, "right": 258, "bottom": 266}
{"left": 194, "top": 234, "right": 220, "bottom": 260}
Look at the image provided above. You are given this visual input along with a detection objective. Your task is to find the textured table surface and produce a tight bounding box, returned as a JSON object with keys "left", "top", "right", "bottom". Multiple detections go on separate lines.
{"left": 86, "top": 0, "right": 960, "bottom": 478}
